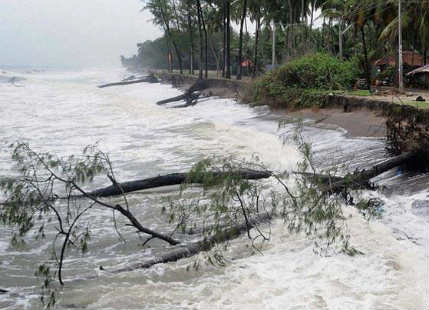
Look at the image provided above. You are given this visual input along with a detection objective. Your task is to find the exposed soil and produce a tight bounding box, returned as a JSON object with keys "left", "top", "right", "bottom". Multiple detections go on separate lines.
{"left": 285, "top": 107, "right": 387, "bottom": 138}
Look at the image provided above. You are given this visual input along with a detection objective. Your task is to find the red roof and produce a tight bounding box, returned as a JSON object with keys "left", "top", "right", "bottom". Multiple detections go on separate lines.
{"left": 374, "top": 51, "right": 429, "bottom": 67}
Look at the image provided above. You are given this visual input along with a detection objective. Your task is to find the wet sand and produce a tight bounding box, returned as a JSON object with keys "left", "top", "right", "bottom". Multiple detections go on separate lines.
{"left": 284, "top": 107, "right": 387, "bottom": 138}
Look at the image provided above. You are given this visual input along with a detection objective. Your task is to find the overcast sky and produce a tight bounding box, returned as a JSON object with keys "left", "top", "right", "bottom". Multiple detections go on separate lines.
{"left": 0, "top": 0, "right": 162, "bottom": 68}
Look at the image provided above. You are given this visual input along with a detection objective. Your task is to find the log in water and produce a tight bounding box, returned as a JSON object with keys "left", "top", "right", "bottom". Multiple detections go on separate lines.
{"left": 87, "top": 169, "right": 272, "bottom": 197}
{"left": 98, "top": 75, "right": 158, "bottom": 88}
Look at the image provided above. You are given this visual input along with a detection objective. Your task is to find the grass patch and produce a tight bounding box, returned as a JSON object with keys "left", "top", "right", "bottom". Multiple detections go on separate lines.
{"left": 346, "top": 90, "right": 372, "bottom": 97}
{"left": 401, "top": 100, "right": 429, "bottom": 109}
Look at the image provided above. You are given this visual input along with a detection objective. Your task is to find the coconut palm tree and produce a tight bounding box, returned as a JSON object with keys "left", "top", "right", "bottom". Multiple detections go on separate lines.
{"left": 144, "top": 0, "right": 184, "bottom": 73}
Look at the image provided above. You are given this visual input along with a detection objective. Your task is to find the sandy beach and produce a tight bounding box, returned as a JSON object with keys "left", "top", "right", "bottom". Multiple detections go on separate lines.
{"left": 285, "top": 107, "right": 387, "bottom": 138}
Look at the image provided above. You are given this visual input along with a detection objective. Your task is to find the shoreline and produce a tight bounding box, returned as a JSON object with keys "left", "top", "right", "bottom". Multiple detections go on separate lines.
{"left": 282, "top": 107, "right": 387, "bottom": 138}
{"left": 155, "top": 71, "right": 390, "bottom": 139}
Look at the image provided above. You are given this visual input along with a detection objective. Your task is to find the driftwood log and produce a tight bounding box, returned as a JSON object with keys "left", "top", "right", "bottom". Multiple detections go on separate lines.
{"left": 326, "top": 152, "right": 414, "bottom": 194}
{"left": 98, "top": 75, "right": 158, "bottom": 88}
{"left": 111, "top": 213, "right": 273, "bottom": 273}
{"left": 87, "top": 169, "right": 272, "bottom": 198}
{"left": 156, "top": 79, "right": 210, "bottom": 106}
{"left": 298, "top": 152, "right": 415, "bottom": 194}
{"left": 157, "top": 92, "right": 201, "bottom": 106}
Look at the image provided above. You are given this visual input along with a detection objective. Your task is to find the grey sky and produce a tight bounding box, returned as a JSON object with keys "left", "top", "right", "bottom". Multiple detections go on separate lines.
{"left": 0, "top": 0, "right": 162, "bottom": 68}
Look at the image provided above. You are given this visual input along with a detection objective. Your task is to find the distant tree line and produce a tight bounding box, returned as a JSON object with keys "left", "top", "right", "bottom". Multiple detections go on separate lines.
{"left": 121, "top": 0, "right": 428, "bottom": 84}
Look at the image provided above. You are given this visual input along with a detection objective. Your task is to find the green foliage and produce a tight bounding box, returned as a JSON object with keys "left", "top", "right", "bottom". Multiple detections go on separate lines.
{"left": 0, "top": 142, "right": 114, "bottom": 307}
{"left": 273, "top": 53, "right": 359, "bottom": 90}
{"left": 355, "top": 198, "right": 384, "bottom": 220}
{"left": 250, "top": 53, "right": 359, "bottom": 108}
{"left": 279, "top": 128, "right": 355, "bottom": 255}
{"left": 0, "top": 142, "right": 108, "bottom": 246}
{"left": 346, "top": 89, "right": 372, "bottom": 96}
{"left": 168, "top": 155, "right": 272, "bottom": 249}
{"left": 35, "top": 264, "right": 57, "bottom": 308}
{"left": 375, "top": 65, "right": 395, "bottom": 82}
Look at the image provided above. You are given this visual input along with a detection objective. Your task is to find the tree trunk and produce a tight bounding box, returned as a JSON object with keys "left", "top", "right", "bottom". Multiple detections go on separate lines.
{"left": 253, "top": 15, "right": 261, "bottom": 77}
{"left": 111, "top": 213, "right": 273, "bottom": 273}
{"left": 197, "top": 0, "right": 208, "bottom": 79}
{"left": 226, "top": 0, "right": 231, "bottom": 79}
{"left": 209, "top": 37, "right": 220, "bottom": 78}
{"left": 361, "top": 26, "right": 372, "bottom": 92}
{"left": 196, "top": 1, "right": 204, "bottom": 79}
{"left": 424, "top": 48, "right": 427, "bottom": 65}
{"left": 222, "top": 1, "right": 226, "bottom": 78}
{"left": 98, "top": 76, "right": 158, "bottom": 88}
{"left": 301, "top": 0, "right": 305, "bottom": 23}
{"left": 237, "top": 0, "right": 248, "bottom": 80}
{"left": 323, "top": 152, "right": 414, "bottom": 194}
{"left": 160, "top": 5, "right": 183, "bottom": 74}
{"left": 187, "top": 7, "right": 194, "bottom": 75}
{"left": 287, "top": 0, "right": 293, "bottom": 58}
{"left": 339, "top": 21, "right": 343, "bottom": 59}
{"left": 86, "top": 169, "right": 271, "bottom": 198}
{"left": 156, "top": 92, "right": 200, "bottom": 106}
{"left": 167, "top": 42, "right": 172, "bottom": 72}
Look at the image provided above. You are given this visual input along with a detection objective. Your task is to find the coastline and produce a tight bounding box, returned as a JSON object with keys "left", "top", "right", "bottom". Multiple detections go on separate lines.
{"left": 283, "top": 107, "right": 386, "bottom": 138}
{"left": 155, "top": 71, "right": 389, "bottom": 138}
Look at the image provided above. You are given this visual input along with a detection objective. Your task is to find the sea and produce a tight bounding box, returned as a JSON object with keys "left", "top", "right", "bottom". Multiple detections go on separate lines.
{"left": 0, "top": 67, "right": 427, "bottom": 309}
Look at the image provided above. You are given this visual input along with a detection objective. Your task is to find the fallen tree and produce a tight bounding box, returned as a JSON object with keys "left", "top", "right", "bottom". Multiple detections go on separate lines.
{"left": 98, "top": 75, "right": 158, "bottom": 88}
{"left": 0, "top": 144, "right": 274, "bottom": 291}
{"left": 87, "top": 169, "right": 272, "bottom": 198}
{"left": 156, "top": 92, "right": 200, "bottom": 106}
{"left": 324, "top": 152, "right": 413, "bottom": 194}
{"left": 112, "top": 213, "right": 273, "bottom": 273}
{"left": 156, "top": 79, "right": 210, "bottom": 106}
{"left": 295, "top": 152, "right": 415, "bottom": 205}
{"left": 296, "top": 152, "right": 415, "bottom": 192}
{"left": 0, "top": 139, "right": 384, "bottom": 308}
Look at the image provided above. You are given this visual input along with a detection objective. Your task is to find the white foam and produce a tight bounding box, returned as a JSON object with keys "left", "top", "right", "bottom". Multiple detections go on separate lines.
{"left": 0, "top": 68, "right": 427, "bottom": 309}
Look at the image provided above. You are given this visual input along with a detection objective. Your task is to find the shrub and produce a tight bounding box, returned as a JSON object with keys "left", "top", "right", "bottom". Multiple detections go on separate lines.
{"left": 250, "top": 53, "right": 359, "bottom": 108}
{"left": 273, "top": 53, "right": 359, "bottom": 90}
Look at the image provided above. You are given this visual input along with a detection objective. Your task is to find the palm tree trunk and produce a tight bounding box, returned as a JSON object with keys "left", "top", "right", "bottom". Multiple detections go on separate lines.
{"left": 287, "top": 0, "right": 293, "bottom": 58}
{"left": 226, "top": 0, "right": 231, "bottom": 79}
{"left": 339, "top": 21, "right": 343, "bottom": 59}
{"left": 200, "top": 2, "right": 208, "bottom": 79}
{"left": 222, "top": 1, "right": 226, "bottom": 78}
{"left": 167, "top": 40, "right": 172, "bottom": 72}
{"left": 361, "top": 26, "right": 371, "bottom": 92}
{"left": 424, "top": 48, "right": 427, "bottom": 65}
{"left": 160, "top": 5, "right": 183, "bottom": 74}
{"left": 187, "top": 8, "right": 194, "bottom": 75}
{"left": 253, "top": 15, "right": 261, "bottom": 77}
{"left": 237, "top": 0, "right": 247, "bottom": 80}
{"left": 209, "top": 37, "right": 220, "bottom": 78}
{"left": 310, "top": 1, "right": 315, "bottom": 31}
{"left": 196, "top": 2, "right": 203, "bottom": 79}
